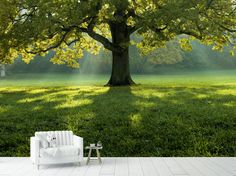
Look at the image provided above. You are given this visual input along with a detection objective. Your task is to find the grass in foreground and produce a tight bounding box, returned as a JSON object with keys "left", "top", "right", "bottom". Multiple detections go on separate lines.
{"left": 0, "top": 72, "right": 236, "bottom": 156}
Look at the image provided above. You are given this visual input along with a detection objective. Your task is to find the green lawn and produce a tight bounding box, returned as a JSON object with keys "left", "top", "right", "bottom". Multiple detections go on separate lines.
{"left": 0, "top": 71, "right": 236, "bottom": 156}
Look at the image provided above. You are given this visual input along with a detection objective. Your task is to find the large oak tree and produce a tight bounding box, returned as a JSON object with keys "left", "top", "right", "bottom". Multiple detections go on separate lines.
{"left": 0, "top": 0, "right": 236, "bottom": 86}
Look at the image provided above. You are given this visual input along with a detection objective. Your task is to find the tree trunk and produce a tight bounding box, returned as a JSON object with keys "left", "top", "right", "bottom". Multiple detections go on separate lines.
{"left": 107, "top": 22, "right": 135, "bottom": 86}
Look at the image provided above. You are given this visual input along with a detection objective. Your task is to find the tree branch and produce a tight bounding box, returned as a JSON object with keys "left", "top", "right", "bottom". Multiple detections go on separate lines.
{"left": 25, "top": 30, "right": 70, "bottom": 54}
{"left": 65, "top": 38, "right": 80, "bottom": 46}
{"left": 86, "top": 28, "right": 122, "bottom": 52}
{"left": 179, "top": 29, "right": 202, "bottom": 39}
{"left": 128, "top": 25, "right": 141, "bottom": 34}
{"left": 149, "top": 25, "right": 168, "bottom": 33}
{"left": 81, "top": 16, "right": 122, "bottom": 52}
{"left": 220, "top": 25, "right": 236, "bottom": 32}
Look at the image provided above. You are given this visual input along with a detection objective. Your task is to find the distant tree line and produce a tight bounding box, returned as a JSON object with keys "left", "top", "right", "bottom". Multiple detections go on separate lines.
{"left": 6, "top": 41, "right": 236, "bottom": 75}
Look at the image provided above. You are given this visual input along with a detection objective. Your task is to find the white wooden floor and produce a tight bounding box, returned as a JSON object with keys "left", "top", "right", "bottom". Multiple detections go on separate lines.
{"left": 0, "top": 157, "right": 235, "bottom": 176}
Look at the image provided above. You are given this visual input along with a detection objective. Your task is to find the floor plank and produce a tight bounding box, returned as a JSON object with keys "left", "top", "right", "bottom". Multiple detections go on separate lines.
{"left": 202, "top": 158, "right": 233, "bottom": 176}
{"left": 128, "top": 158, "right": 144, "bottom": 176}
{"left": 188, "top": 158, "right": 220, "bottom": 176}
{"left": 151, "top": 158, "right": 173, "bottom": 176}
{"left": 115, "top": 157, "right": 128, "bottom": 176}
{"left": 164, "top": 158, "right": 188, "bottom": 175}
{"left": 139, "top": 157, "right": 159, "bottom": 176}
{"left": 176, "top": 158, "right": 204, "bottom": 176}
{"left": 84, "top": 162, "right": 102, "bottom": 176}
{"left": 69, "top": 161, "right": 89, "bottom": 176}
{"left": 54, "top": 164, "right": 78, "bottom": 176}
{"left": 99, "top": 157, "right": 116, "bottom": 176}
{"left": 209, "top": 158, "right": 236, "bottom": 176}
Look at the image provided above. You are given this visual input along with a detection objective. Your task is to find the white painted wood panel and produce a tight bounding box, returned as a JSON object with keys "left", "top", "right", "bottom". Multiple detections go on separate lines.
{"left": 188, "top": 157, "right": 220, "bottom": 176}
{"left": 70, "top": 162, "right": 89, "bottom": 176}
{"left": 164, "top": 157, "right": 188, "bottom": 175}
{"left": 202, "top": 158, "right": 233, "bottom": 176}
{"left": 139, "top": 157, "right": 159, "bottom": 176}
{"left": 99, "top": 157, "right": 116, "bottom": 175}
{"left": 114, "top": 157, "right": 128, "bottom": 176}
{"left": 55, "top": 164, "right": 78, "bottom": 176}
{"left": 128, "top": 157, "right": 143, "bottom": 176}
{"left": 84, "top": 162, "right": 102, "bottom": 176}
{"left": 151, "top": 158, "right": 173, "bottom": 176}
{"left": 176, "top": 158, "right": 204, "bottom": 176}
{"left": 209, "top": 157, "right": 236, "bottom": 175}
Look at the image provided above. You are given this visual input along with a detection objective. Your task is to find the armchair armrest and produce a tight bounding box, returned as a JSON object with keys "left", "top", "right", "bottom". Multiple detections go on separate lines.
{"left": 30, "top": 137, "right": 40, "bottom": 164}
{"left": 73, "top": 135, "right": 83, "bottom": 160}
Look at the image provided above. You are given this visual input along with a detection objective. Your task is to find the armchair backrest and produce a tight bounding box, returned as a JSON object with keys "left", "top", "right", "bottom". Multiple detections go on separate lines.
{"left": 35, "top": 131, "right": 73, "bottom": 146}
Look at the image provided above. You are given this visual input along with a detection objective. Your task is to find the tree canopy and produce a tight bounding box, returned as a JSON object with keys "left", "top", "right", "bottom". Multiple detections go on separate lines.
{"left": 0, "top": 0, "right": 236, "bottom": 85}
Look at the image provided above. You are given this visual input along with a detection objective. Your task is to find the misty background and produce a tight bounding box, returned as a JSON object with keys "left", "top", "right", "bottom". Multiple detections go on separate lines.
{"left": 5, "top": 40, "right": 236, "bottom": 75}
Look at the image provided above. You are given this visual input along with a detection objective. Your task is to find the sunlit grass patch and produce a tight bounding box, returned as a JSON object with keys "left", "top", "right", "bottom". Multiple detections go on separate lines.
{"left": 54, "top": 98, "right": 93, "bottom": 109}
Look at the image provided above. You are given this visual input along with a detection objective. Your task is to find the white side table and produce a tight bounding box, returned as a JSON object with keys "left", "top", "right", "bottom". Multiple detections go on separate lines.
{"left": 85, "top": 146, "right": 103, "bottom": 165}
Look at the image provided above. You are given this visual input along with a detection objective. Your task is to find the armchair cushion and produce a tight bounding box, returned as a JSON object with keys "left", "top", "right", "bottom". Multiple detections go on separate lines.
{"left": 40, "top": 146, "right": 80, "bottom": 158}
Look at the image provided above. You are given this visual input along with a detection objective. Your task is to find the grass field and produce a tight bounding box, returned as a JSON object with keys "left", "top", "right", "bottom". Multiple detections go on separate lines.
{"left": 0, "top": 71, "right": 236, "bottom": 157}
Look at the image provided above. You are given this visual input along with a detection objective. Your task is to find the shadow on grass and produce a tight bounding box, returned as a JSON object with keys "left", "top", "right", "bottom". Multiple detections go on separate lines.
{"left": 0, "top": 85, "right": 235, "bottom": 156}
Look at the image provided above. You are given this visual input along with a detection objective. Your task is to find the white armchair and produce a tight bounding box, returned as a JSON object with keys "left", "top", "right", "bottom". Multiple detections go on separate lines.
{"left": 30, "top": 131, "right": 83, "bottom": 169}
